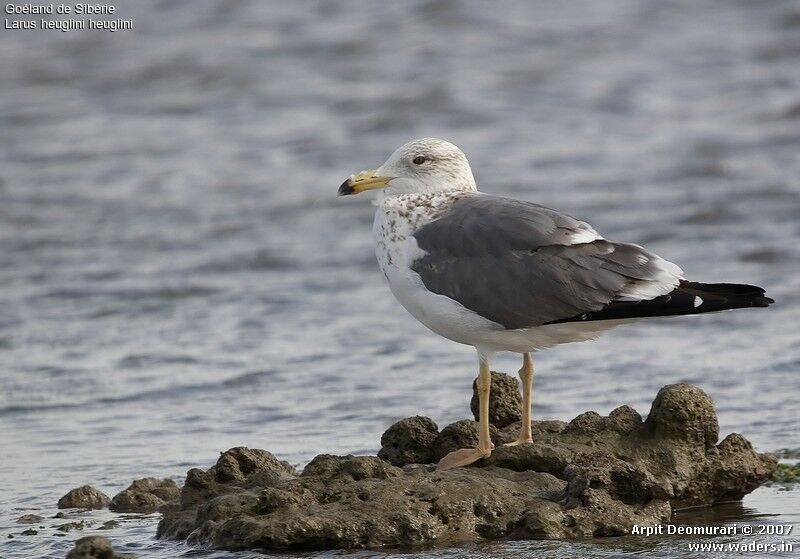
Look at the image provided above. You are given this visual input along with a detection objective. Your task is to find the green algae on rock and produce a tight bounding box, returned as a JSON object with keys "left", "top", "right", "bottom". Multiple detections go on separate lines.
{"left": 56, "top": 520, "right": 90, "bottom": 532}
{"left": 157, "top": 379, "right": 776, "bottom": 551}
{"left": 767, "top": 462, "right": 800, "bottom": 487}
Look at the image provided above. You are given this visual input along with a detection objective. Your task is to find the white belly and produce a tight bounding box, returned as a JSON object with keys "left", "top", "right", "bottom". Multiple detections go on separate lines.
{"left": 372, "top": 201, "right": 631, "bottom": 353}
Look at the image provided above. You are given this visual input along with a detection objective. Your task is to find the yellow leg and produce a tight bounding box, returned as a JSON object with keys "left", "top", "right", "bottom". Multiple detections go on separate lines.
{"left": 436, "top": 353, "right": 494, "bottom": 470}
{"left": 504, "top": 352, "right": 534, "bottom": 446}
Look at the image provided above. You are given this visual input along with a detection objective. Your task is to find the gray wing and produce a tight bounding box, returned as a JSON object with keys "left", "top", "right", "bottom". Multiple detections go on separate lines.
{"left": 411, "top": 193, "right": 682, "bottom": 329}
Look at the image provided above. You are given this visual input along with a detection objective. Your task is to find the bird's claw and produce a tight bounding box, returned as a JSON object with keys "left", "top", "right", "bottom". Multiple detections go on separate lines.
{"left": 436, "top": 446, "right": 493, "bottom": 471}
{"left": 503, "top": 438, "right": 533, "bottom": 447}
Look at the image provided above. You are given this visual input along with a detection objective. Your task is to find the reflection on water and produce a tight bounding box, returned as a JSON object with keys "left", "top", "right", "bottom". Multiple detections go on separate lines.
{"left": 1, "top": 0, "right": 799, "bottom": 557}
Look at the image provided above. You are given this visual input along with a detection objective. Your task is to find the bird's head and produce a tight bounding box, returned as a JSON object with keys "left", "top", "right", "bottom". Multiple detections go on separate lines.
{"left": 338, "top": 138, "right": 477, "bottom": 198}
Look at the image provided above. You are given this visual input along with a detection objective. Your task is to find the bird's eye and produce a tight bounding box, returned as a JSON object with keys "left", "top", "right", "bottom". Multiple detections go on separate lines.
{"left": 412, "top": 156, "right": 426, "bottom": 165}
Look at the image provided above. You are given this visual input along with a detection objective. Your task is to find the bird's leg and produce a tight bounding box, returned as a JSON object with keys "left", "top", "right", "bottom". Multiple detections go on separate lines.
{"left": 436, "top": 352, "right": 495, "bottom": 471}
{"left": 504, "top": 352, "right": 534, "bottom": 446}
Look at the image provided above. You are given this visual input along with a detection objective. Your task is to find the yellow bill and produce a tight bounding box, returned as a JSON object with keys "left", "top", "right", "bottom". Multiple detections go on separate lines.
{"left": 338, "top": 169, "right": 393, "bottom": 196}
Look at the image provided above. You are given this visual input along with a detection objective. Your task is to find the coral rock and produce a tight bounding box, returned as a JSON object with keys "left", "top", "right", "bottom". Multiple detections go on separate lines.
{"left": 110, "top": 478, "right": 180, "bottom": 513}
{"left": 58, "top": 486, "right": 111, "bottom": 510}
{"left": 157, "top": 383, "right": 775, "bottom": 552}
{"left": 470, "top": 371, "right": 522, "bottom": 428}
{"left": 66, "top": 535, "right": 136, "bottom": 558}
{"left": 378, "top": 416, "right": 439, "bottom": 466}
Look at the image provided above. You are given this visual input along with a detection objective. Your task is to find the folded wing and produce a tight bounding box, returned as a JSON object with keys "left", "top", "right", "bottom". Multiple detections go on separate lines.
{"left": 410, "top": 193, "right": 685, "bottom": 329}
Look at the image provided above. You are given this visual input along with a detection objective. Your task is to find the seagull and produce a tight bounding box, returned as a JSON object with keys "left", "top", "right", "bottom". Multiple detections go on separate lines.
{"left": 338, "top": 138, "right": 773, "bottom": 471}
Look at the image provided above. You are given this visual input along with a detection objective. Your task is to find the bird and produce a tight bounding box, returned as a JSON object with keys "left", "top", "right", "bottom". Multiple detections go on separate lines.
{"left": 338, "top": 138, "right": 773, "bottom": 471}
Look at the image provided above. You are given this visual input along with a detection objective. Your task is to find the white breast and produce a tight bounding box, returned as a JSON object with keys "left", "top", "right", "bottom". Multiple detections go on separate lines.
{"left": 373, "top": 194, "right": 504, "bottom": 348}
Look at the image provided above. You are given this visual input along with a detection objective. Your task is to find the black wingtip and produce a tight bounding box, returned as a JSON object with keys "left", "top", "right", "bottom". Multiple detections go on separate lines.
{"left": 546, "top": 281, "right": 774, "bottom": 325}
{"left": 682, "top": 281, "right": 774, "bottom": 309}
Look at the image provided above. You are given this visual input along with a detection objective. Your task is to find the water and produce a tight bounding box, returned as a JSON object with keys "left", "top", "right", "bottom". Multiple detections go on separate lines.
{"left": 1, "top": 1, "right": 799, "bottom": 557}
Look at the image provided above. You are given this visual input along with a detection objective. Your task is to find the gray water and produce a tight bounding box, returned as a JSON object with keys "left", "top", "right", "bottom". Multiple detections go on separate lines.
{"left": 1, "top": 1, "right": 799, "bottom": 557}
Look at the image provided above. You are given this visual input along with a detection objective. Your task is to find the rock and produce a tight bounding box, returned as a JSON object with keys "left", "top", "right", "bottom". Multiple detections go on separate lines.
{"left": 57, "top": 521, "right": 89, "bottom": 532}
{"left": 58, "top": 486, "right": 111, "bottom": 510}
{"left": 212, "top": 447, "right": 296, "bottom": 485}
{"left": 157, "top": 383, "right": 776, "bottom": 551}
{"left": 156, "top": 447, "right": 298, "bottom": 541}
{"left": 378, "top": 416, "right": 439, "bottom": 466}
{"left": 645, "top": 383, "right": 719, "bottom": 448}
{"left": 16, "top": 514, "right": 44, "bottom": 524}
{"left": 702, "top": 434, "right": 779, "bottom": 504}
{"left": 564, "top": 411, "right": 606, "bottom": 433}
{"left": 302, "top": 454, "right": 401, "bottom": 481}
{"left": 562, "top": 453, "right": 672, "bottom": 508}
{"left": 110, "top": 478, "right": 180, "bottom": 513}
{"left": 607, "top": 405, "right": 643, "bottom": 433}
{"left": 489, "top": 442, "right": 573, "bottom": 477}
{"left": 66, "top": 535, "right": 136, "bottom": 558}
{"left": 470, "top": 371, "right": 522, "bottom": 428}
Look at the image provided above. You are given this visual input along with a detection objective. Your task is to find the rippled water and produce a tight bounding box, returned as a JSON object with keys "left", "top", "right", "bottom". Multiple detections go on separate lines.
{"left": 1, "top": 1, "right": 799, "bottom": 557}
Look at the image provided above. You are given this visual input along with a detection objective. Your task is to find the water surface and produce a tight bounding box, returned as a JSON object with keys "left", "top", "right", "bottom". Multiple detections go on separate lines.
{"left": 1, "top": 1, "right": 799, "bottom": 557}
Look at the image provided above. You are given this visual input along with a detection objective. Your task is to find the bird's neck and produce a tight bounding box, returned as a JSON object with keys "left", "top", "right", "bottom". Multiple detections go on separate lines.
{"left": 375, "top": 190, "right": 474, "bottom": 227}
{"left": 376, "top": 184, "right": 477, "bottom": 205}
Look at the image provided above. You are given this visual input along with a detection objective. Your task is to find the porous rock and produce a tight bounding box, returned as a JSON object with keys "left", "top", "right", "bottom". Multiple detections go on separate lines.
{"left": 110, "top": 478, "right": 180, "bottom": 513}
{"left": 213, "top": 446, "right": 296, "bottom": 485}
{"left": 645, "top": 383, "right": 719, "bottom": 448}
{"left": 470, "top": 371, "right": 522, "bottom": 428}
{"left": 58, "top": 486, "right": 111, "bottom": 510}
{"left": 378, "top": 416, "right": 439, "bottom": 466}
{"left": 158, "top": 382, "right": 776, "bottom": 551}
{"left": 65, "top": 535, "right": 136, "bottom": 558}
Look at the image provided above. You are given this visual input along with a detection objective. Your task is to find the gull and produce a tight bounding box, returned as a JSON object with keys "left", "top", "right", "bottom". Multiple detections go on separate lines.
{"left": 338, "top": 138, "right": 773, "bottom": 471}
